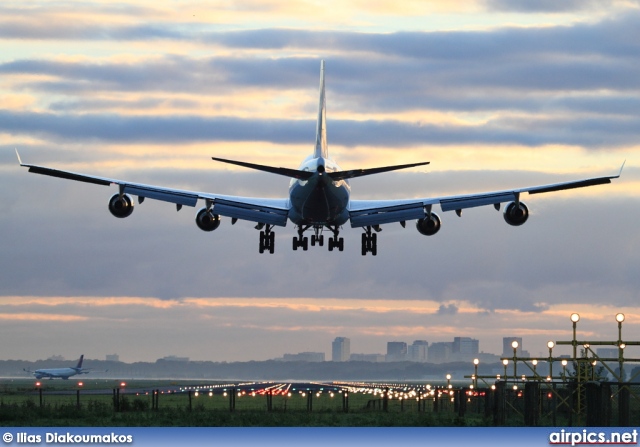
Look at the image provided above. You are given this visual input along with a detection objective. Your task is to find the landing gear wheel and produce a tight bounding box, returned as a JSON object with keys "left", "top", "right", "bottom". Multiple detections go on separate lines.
{"left": 258, "top": 226, "right": 275, "bottom": 254}
{"left": 360, "top": 226, "right": 377, "bottom": 256}
{"left": 269, "top": 231, "right": 275, "bottom": 254}
{"left": 259, "top": 231, "right": 266, "bottom": 254}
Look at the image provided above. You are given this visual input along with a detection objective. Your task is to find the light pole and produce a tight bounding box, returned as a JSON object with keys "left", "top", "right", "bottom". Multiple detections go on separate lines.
{"left": 503, "top": 359, "right": 508, "bottom": 379}
{"left": 561, "top": 359, "right": 568, "bottom": 382}
{"left": 473, "top": 359, "right": 479, "bottom": 389}
{"left": 616, "top": 313, "right": 625, "bottom": 382}
{"left": 547, "top": 341, "right": 555, "bottom": 380}
{"left": 446, "top": 374, "right": 452, "bottom": 389}
{"left": 512, "top": 340, "right": 519, "bottom": 379}
{"left": 570, "top": 313, "right": 580, "bottom": 361}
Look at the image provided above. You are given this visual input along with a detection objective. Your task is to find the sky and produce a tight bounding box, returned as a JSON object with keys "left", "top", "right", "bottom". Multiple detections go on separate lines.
{"left": 1, "top": 0, "right": 640, "bottom": 365}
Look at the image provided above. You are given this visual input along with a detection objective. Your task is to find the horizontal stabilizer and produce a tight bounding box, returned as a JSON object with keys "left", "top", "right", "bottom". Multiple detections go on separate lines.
{"left": 212, "top": 157, "right": 313, "bottom": 180}
{"left": 329, "top": 161, "right": 430, "bottom": 181}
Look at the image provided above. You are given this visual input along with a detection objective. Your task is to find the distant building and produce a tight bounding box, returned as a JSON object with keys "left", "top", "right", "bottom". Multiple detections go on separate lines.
{"left": 503, "top": 337, "right": 524, "bottom": 358}
{"left": 47, "top": 355, "right": 65, "bottom": 361}
{"left": 386, "top": 341, "right": 408, "bottom": 361}
{"left": 429, "top": 342, "right": 453, "bottom": 363}
{"left": 281, "top": 352, "right": 325, "bottom": 362}
{"left": 350, "top": 353, "right": 385, "bottom": 362}
{"left": 106, "top": 354, "right": 120, "bottom": 362}
{"left": 159, "top": 355, "right": 189, "bottom": 362}
{"left": 408, "top": 340, "right": 429, "bottom": 362}
{"left": 332, "top": 337, "right": 350, "bottom": 362}
{"left": 453, "top": 337, "right": 479, "bottom": 356}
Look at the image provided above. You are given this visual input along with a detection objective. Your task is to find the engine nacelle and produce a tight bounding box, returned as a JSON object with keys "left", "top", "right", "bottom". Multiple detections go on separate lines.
{"left": 416, "top": 213, "right": 441, "bottom": 236}
{"left": 503, "top": 201, "right": 529, "bottom": 226}
{"left": 195, "top": 207, "right": 221, "bottom": 232}
{"left": 108, "top": 193, "right": 134, "bottom": 218}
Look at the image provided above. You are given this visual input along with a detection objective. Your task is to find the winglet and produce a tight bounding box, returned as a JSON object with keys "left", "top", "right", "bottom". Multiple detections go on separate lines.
{"left": 617, "top": 160, "right": 626, "bottom": 178}
{"left": 15, "top": 148, "right": 23, "bottom": 166}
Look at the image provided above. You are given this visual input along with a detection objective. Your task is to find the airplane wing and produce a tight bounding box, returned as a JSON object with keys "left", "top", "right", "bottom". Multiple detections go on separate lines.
{"left": 348, "top": 163, "right": 625, "bottom": 228}
{"left": 16, "top": 150, "right": 290, "bottom": 227}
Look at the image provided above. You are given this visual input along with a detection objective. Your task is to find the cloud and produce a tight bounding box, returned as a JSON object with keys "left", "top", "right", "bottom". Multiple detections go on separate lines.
{"left": 1, "top": 1, "right": 639, "bottom": 363}
{"left": 436, "top": 303, "right": 458, "bottom": 315}
{"left": 483, "top": 0, "right": 622, "bottom": 13}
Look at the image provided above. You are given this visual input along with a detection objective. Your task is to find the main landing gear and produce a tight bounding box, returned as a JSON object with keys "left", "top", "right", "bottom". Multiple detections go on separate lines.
{"left": 293, "top": 225, "right": 343, "bottom": 252}
{"left": 327, "top": 226, "right": 344, "bottom": 252}
{"left": 292, "top": 225, "right": 310, "bottom": 251}
{"left": 361, "top": 225, "right": 380, "bottom": 256}
{"left": 257, "top": 223, "right": 275, "bottom": 254}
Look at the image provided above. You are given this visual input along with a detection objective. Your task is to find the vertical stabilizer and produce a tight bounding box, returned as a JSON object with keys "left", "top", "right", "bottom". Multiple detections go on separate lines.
{"left": 76, "top": 355, "right": 84, "bottom": 369}
{"left": 314, "top": 60, "right": 328, "bottom": 159}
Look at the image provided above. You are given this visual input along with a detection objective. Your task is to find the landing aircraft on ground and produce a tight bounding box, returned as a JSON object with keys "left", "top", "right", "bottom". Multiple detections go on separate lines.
{"left": 24, "top": 355, "right": 90, "bottom": 380}
{"left": 17, "top": 61, "right": 623, "bottom": 255}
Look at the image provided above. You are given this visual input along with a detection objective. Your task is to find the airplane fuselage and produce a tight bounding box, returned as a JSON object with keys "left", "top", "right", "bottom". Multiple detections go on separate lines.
{"left": 33, "top": 368, "right": 79, "bottom": 380}
{"left": 288, "top": 156, "right": 350, "bottom": 226}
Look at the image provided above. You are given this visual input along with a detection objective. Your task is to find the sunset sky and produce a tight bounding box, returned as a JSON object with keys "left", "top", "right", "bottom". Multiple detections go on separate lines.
{"left": 1, "top": 0, "right": 640, "bottom": 365}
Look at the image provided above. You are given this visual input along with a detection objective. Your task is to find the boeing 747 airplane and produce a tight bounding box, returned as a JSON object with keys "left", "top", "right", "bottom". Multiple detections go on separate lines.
{"left": 25, "top": 355, "right": 90, "bottom": 380}
{"left": 17, "top": 61, "right": 623, "bottom": 255}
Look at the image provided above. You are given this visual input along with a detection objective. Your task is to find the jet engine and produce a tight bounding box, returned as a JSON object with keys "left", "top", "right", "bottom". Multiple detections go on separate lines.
{"left": 416, "top": 213, "right": 441, "bottom": 236}
{"left": 503, "top": 201, "right": 529, "bottom": 226}
{"left": 108, "top": 193, "right": 134, "bottom": 218}
{"left": 195, "top": 207, "right": 221, "bottom": 232}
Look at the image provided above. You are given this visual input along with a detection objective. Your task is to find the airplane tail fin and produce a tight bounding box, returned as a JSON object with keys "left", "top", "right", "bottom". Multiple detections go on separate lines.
{"left": 314, "top": 60, "right": 328, "bottom": 159}
{"left": 76, "top": 355, "right": 84, "bottom": 369}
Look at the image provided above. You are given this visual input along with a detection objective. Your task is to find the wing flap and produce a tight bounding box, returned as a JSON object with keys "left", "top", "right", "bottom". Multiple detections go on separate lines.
{"left": 213, "top": 198, "right": 288, "bottom": 227}
{"left": 350, "top": 202, "right": 425, "bottom": 227}
{"left": 124, "top": 185, "right": 199, "bottom": 207}
{"left": 440, "top": 192, "right": 515, "bottom": 212}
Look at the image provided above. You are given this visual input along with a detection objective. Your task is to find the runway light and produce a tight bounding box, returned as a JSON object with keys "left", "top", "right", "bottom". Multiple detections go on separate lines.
{"left": 547, "top": 341, "right": 555, "bottom": 349}
{"left": 570, "top": 313, "right": 580, "bottom": 323}
{"left": 616, "top": 313, "right": 625, "bottom": 323}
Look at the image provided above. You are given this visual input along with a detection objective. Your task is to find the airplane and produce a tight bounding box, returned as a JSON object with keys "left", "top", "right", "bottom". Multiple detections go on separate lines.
{"left": 24, "top": 355, "right": 91, "bottom": 380}
{"left": 17, "top": 61, "right": 624, "bottom": 256}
